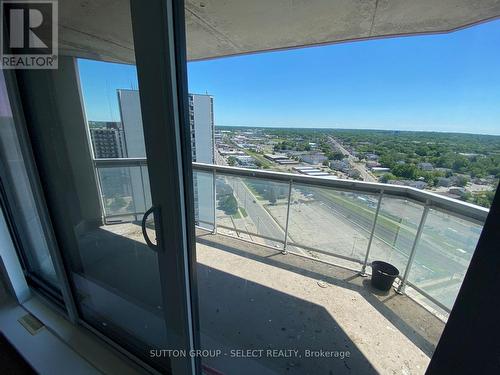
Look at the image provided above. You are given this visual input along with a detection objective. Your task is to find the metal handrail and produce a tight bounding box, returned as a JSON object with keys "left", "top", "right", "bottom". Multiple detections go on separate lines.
{"left": 193, "top": 162, "right": 489, "bottom": 223}
{"left": 94, "top": 157, "right": 491, "bottom": 314}
{"left": 94, "top": 158, "right": 489, "bottom": 223}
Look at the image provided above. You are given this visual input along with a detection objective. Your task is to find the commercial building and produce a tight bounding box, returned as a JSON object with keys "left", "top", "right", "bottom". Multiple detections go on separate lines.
{"left": 300, "top": 152, "right": 328, "bottom": 165}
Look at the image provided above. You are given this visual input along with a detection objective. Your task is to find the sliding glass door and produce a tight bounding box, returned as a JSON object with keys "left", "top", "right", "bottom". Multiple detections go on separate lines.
{"left": 10, "top": 1, "right": 198, "bottom": 373}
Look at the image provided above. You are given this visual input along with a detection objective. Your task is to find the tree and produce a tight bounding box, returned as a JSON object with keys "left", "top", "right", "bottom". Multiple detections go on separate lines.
{"left": 455, "top": 175, "right": 469, "bottom": 187}
{"left": 109, "top": 196, "right": 127, "bottom": 211}
{"left": 268, "top": 188, "right": 277, "bottom": 204}
{"left": 379, "top": 154, "right": 396, "bottom": 169}
{"left": 380, "top": 173, "right": 396, "bottom": 183}
{"left": 218, "top": 194, "right": 238, "bottom": 215}
{"left": 227, "top": 156, "right": 237, "bottom": 166}
{"left": 452, "top": 156, "right": 470, "bottom": 172}
{"left": 392, "top": 164, "right": 419, "bottom": 180}
{"left": 216, "top": 180, "right": 233, "bottom": 199}
{"left": 329, "top": 151, "right": 344, "bottom": 161}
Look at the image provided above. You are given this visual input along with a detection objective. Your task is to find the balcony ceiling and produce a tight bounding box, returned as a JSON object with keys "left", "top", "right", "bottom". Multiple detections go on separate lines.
{"left": 60, "top": 0, "right": 500, "bottom": 63}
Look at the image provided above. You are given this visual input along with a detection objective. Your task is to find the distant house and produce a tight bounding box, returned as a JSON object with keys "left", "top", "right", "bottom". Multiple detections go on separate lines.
{"left": 264, "top": 153, "right": 298, "bottom": 165}
{"left": 219, "top": 148, "right": 245, "bottom": 156}
{"left": 235, "top": 155, "right": 256, "bottom": 167}
{"left": 389, "top": 179, "right": 428, "bottom": 190}
{"left": 449, "top": 187, "right": 467, "bottom": 197}
{"left": 330, "top": 159, "right": 350, "bottom": 172}
{"left": 418, "top": 162, "right": 434, "bottom": 171}
{"left": 436, "top": 177, "right": 452, "bottom": 187}
{"left": 435, "top": 167, "right": 452, "bottom": 173}
{"left": 366, "top": 160, "right": 380, "bottom": 168}
{"left": 371, "top": 167, "right": 390, "bottom": 173}
{"left": 365, "top": 153, "right": 379, "bottom": 161}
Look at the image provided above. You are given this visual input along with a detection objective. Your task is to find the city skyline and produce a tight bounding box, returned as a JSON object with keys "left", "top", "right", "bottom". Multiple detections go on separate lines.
{"left": 78, "top": 18, "right": 500, "bottom": 136}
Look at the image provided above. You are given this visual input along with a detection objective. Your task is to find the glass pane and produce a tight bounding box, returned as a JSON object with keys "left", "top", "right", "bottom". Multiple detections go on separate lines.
{"left": 0, "top": 70, "right": 59, "bottom": 289}
{"left": 368, "top": 197, "right": 424, "bottom": 276}
{"left": 187, "top": 6, "right": 498, "bottom": 374}
{"left": 67, "top": 59, "right": 168, "bottom": 368}
{"left": 216, "top": 174, "right": 288, "bottom": 248}
{"left": 287, "top": 184, "right": 377, "bottom": 268}
{"left": 97, "top": 166, "right": 147, "bottom": 222}
{"left": 409, "top": 208, "right": 483, "bottom": 310}
{"left": 194, "top": 170, "right": 214, "bottom": 230}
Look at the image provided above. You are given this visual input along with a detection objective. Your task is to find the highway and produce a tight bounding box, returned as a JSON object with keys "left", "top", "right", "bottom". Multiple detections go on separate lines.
{"left": 215, "top": 152, "right": 475, "bottom": 309}
{"left": 311, "top": 189, "right": 472, "bottom": 280}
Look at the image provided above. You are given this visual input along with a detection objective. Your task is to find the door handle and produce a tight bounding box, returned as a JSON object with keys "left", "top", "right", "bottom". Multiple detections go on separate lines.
{"left": 142, "top": 206, "right": 160, "bottom": 252}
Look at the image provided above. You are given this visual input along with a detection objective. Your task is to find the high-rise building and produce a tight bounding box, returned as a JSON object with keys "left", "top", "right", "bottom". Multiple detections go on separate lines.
{"left": 188, "top": 94, "right": 215, "bottom": 163}
{"left": 117, "top": 90, "right": 214, "bottom": 162}
{"left": 117, "top": 90, "right": 215, "bottom": 224}
{"left": 88, "top": 121, "right": 126, "bottom": 159}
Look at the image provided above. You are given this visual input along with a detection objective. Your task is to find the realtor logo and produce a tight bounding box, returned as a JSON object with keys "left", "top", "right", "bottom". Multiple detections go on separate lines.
{"left": 1, "top": 0, "right": 58, "bottom": 69}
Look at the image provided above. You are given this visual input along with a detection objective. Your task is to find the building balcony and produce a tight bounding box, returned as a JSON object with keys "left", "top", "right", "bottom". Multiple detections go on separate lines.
{"left": 88, "top": 158, "right": 487, "bottom": 374}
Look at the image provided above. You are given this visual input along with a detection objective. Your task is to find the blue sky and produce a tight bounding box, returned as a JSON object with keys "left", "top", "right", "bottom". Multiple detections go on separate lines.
{"left": 78, "top": 19, "right": 500, "bottom": 135}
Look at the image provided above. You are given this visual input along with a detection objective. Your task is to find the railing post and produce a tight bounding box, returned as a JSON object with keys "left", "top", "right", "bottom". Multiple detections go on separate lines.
{"left": 360, "top": 190, "right": 384, "bottom": 276}
{"left": 139, "top": 164, "right": 147, "bottom": 214}
{"left": 282, "top": 179, "right": 293, "bottom": 254}
{"left": 396, "top": 200, "right": 430, "bottom": 294}
{"left": 212, "top": 167, "right": 217, "bottom": 234}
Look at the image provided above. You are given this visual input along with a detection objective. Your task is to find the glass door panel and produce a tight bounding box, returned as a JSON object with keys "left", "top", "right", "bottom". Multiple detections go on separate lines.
{"left": 74, "top": 61, "right": 168, "bottom": 365}
{"left": 17, "top": 58, "right": 169, "bottom": 370}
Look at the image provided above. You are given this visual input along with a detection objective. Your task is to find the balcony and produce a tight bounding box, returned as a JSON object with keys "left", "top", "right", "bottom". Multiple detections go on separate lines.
{"left": 90, "top": 158, "right": 487, "bottom": 373}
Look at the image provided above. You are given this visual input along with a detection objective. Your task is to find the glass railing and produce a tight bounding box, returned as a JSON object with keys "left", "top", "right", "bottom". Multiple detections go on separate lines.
{"left": 93, "top": 158, "right": 490, "bottom": 314}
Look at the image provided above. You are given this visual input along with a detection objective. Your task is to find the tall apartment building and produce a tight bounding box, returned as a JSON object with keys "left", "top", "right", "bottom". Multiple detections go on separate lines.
{"left": 117, "top": 90, "right": 215, "bottom": 224}
{"left": 188, "top": 94, "right": 215, "bottom": 163}
{"left": 88, "top": 121, "right": 125, "bottom": 159}
{"left": 117, "top": 90, "right": 214, "bottom": 162}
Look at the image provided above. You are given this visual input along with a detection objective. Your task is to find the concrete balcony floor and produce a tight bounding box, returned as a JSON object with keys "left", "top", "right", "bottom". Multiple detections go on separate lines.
{"left": 78, "top": 222, "right": 444, "bottom": 374}
{"left": 196, "top": 230, "right": 444, "bottom": 375}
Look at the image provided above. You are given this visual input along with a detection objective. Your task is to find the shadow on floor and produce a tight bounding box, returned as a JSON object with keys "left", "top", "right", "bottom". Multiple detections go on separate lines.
{"left": 197, "top": 262, "right": 376, "bottom": 375}
{"left": 75, "top": 224, "right": 377, "bottom": 374}
{"left": 197, "top": 233, "right": 444, "bottom": 358}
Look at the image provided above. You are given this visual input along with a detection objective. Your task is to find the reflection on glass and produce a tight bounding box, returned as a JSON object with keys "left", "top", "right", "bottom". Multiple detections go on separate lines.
{"left": 194, "top": 170, "right": 214, "bottom": 230}
{"left": 287, "top": 184, "right": 377, "bottom": 266}
{"left": 409, "top": 208, "right": 482, "bottom": 310}
{"left": 216, "top": 174, "right": 288, "bottom": 247}
{"left": 72, "top": 60, "right": 168, "bottom": 368}
{"left": 369, "top": 197, "right": 423, "bottom": 275}
{"left": 97, "top": 166, "right": 151, "bottom": 221}
{"left": 0, "top": 70, "right": 59, "bottom": 288}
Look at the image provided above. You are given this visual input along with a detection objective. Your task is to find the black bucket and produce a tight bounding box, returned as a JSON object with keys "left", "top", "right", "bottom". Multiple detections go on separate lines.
{"left": 371, "top": 261, "right": 399, "bottom": 292}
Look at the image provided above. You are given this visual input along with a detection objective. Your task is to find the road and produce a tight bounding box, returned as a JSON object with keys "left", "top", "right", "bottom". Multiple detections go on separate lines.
{"left": 312, "top": 189, "right": 472, "bottom": 280}
{"left": 216, "top": 152, "right": 474, "bottom": 309}
{"left": 328, "top": 136, "right": 377, "bottom": 182}
{"left": 216, "top": 150, "right": 286, "bottom": 247}
{"left": 230, "top": 178, "right": 285, "bottom": 247}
